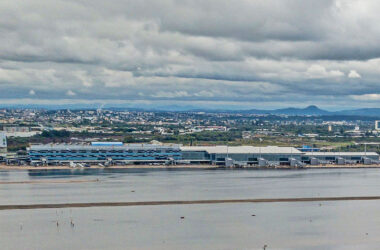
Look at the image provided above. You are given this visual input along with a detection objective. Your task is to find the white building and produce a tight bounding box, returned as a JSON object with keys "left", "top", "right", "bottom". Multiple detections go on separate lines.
{"left": 376, "top": 121, "right": 380, "bottom": 130}
{"left": 0, "top": 132, "right": 7, "bottom": 154}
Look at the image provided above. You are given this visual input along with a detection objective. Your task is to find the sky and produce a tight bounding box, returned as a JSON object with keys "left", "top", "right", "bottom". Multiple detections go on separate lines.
{"left": 0, "top": 0, "right": 380, "bottom": 110}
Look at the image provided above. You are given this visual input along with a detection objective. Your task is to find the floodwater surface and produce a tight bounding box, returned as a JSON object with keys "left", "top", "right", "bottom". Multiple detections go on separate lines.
{"left": 1, "top": 168, "right": 380, "bottom": 249}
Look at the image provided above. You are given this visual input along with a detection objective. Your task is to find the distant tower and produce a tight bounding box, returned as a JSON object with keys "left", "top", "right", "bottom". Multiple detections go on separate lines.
{"left": 376, "top": 121, "right": 380, "bottom": 130}
{"left": 0, "top": 132, "right": 7, "bottom": 153}
{"left": 328, "top": 125, "right": 332, "bottom": 132}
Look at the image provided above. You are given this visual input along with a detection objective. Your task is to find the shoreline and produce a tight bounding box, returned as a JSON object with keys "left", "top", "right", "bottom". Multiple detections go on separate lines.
{"left": 0, "top": 179, "right": 99, "bottom": 185}
{"left": 0, "top": 164, "right": 220, "bottom": 170}
{"left": 2, "top": 196, "right": 380, "bottom": 210}
{"left": 2, "top": 164, "right": 380, "bottom": 170}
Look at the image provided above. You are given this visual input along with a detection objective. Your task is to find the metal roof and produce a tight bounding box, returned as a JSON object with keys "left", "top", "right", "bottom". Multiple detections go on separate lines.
{"left": 304, "top": 152, "right": 379, "bottom": 156}
{"left": 29, "top": 143, "right": 181, "bottom": 150}
{"left": 91, "top": 142, "right": 123, "bottom": 146}
{"left": 180, "top": 146, "right": 302, "bottom": 154}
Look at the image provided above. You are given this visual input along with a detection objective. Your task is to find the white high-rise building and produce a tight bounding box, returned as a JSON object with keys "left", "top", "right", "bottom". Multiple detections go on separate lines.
{"left": 0, "top": 132, "right": 6, "bottom": 153}
{"left": 376, "top": 121, "right": 380, "bottom": 130}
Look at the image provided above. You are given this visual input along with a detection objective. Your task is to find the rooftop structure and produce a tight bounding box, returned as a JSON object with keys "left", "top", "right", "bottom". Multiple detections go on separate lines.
{"left": 304, "top": 152, "right": 378, "bottom": 157}
{"left": 29, "top": 143, "right": 180, "bottom": 151}
{"left": 91, "top": 142, "right": 123, "bottom": 146}
{"left": 180, "top": 146, "right": 301, "bottom": 154}
{"left": 297, "top": 145, "right": 320, "bottom": 152}
{"left": 3, "top": 126, "right": 30, "bottom": 133}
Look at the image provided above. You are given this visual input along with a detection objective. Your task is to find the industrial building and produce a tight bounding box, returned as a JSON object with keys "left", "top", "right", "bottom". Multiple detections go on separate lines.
{"left": 22, "top": 142, "right": 380, "bottom": 167}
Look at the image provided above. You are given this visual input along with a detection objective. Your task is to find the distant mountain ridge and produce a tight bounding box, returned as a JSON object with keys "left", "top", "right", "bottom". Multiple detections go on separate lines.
{"left": 1, "top": 104, "right": 380, "bottom": 117}
{"left": 271, "top": 105, "right": 330, "bottom": 116}
{"left": 333, "top": 108, "right": 380, "bottom": 117}
{"left": 240, "top": 105, "right": 380, "bottom": 117}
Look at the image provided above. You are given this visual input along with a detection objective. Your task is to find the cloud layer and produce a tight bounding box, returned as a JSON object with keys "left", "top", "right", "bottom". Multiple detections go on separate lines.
{"left": 0, "top": 0, "right": 380, "bottom": 109}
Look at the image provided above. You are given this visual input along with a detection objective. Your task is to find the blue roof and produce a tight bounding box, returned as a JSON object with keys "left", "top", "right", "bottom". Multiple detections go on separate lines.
{"left": 91, "top": 142, "right": 123, "bottom": 146}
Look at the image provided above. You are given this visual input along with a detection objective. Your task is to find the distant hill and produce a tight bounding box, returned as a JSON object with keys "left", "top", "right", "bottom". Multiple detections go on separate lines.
{"left": 334, "top": 108, "right": 380, "bottom": 117}
{"left": 271, "top": 105, "right": 330, "bottom": 116}
{"left": 1, "top": 103, "right": 380, "bottom": 117}
{"left": 238, "top": 105, "right": 380, "bottom": 117}
{"left": 240, "top": 105, "right": 329, "bottom": 116}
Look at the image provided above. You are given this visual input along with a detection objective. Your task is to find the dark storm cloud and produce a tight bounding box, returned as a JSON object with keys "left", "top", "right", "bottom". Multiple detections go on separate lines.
{"left": 0, "top": 0, "right": 380, "bottom": 108}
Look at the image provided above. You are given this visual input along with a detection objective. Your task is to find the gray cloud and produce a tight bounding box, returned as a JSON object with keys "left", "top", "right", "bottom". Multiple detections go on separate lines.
{"left": 0, "top": 0, "right": 380, "bottom": 109}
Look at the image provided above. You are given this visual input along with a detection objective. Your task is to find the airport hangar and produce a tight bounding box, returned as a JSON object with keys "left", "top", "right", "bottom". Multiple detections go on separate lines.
{"left": 26, "top": 142, "right": 380, "bottom": 166}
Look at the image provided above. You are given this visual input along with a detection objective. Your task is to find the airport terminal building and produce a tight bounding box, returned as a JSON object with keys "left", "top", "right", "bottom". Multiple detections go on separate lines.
{"left": 27, "top": 142, "right": 380, "bottom": 167}
{"left": 302, "top": 152, "right": 380, "bottom": 165}
{"left": 27, "top": 143, "right": 305, "bottom": 166}
{"left": 26, "top": 142, "right": 380, "bottom": 167}
{"left": 181, "top": 146, "right": 303, "bottom": 166}
{"left": 28, "top": 142, "right": 181, "bottom": 165}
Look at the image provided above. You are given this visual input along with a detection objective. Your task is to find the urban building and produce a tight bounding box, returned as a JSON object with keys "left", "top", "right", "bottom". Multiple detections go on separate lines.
{"left": 25, "top": 142, "right": 380, "bottom": 167}
{"left": 0, "top": 132, "right": 7, "bottom": 162}
{"left": 3, "top": 126, "right": 30, "bottom": 133}
{"left": 302, "top": 152, "right": 380, "bottom": 165}
{"left": 297, "top": 145, "right": 320, "bottom": 152}
{"left": 376, "top": 121, "right": 380, "bottom": 130}
{"left": 180, "top": 146, "right": 303, "bottom": 166}
{"left": 28, "top": 142, "right": 181, "bottom": 165}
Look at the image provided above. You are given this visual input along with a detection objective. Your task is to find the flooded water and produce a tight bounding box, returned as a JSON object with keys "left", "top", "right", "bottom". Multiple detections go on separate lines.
{"left": 1, "top": 168, "right": 380, "bottom": 249}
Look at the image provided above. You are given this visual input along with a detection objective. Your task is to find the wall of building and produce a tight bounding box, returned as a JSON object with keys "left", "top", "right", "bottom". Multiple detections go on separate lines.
{"left": 209, "top": 153, "right": 302, "bottom": 164}
{"left": 28, "top": 144, "right": 182, "bottom": 163}
{"left": 180, "top": 150, "right": 303, "bottom": 165}
{"left": 302, "top": 153, "right": 379, "bottom": 163}
{"left": 181, "top": 151, "right": 210, "bottom": 161}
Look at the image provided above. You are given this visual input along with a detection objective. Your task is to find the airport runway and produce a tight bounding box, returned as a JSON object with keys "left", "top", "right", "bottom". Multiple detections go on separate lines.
{"left": 0, "top": 179, "right": 99, "bottom": 185}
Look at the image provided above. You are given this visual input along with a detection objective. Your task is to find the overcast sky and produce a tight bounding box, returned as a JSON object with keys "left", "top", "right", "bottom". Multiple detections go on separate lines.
{"left": 1, "top": 0, "right": 380, "bottom": 110}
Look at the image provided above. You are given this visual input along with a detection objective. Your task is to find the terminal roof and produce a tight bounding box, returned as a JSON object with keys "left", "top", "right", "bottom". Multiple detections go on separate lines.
{"left": 180, "top": 146, "right": 302, "bottom": 154}
{"left": 304, "top": 152, "right": 379, "bottom": 156}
